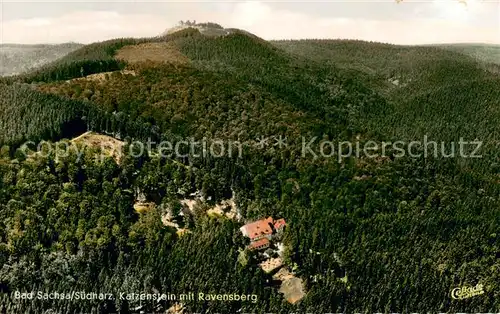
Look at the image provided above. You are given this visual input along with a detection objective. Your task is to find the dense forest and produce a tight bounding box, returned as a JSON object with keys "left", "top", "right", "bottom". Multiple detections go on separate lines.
{"left": 0, "top": 26, "right": 499, "bottom": 313}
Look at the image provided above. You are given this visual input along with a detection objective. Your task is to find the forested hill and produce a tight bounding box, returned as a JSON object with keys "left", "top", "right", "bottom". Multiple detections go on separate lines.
{"left": 0, "top": 26, "right": 499, "bottom": 313}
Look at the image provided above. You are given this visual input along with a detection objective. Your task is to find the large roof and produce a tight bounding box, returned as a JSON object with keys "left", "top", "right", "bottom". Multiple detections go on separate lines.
{"left": 241, "top": 217, "right": 274, "bottom": 240}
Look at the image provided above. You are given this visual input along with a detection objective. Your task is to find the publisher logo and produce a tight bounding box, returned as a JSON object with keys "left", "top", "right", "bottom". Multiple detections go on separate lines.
{"left": 451, "top": 283, "right": 485, "bottom": 300}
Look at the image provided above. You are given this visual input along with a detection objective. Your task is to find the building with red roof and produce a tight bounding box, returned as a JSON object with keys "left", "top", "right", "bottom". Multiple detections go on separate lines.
{"left": 248, "top": 238, "right": 270, "bottom": 251}
{"left": 240, "top": 217, "right": 287, "bottom": 251}
{"left": 274, "top": 218, "right": 286, "bottom": 231}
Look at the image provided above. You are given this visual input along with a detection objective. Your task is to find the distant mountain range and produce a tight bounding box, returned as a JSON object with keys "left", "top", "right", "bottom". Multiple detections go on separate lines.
{"left": 0, "top": 43, "right": 83, "bottom": 76}
{"left": 422, "top": 43, "right": 500, "bottom": 66}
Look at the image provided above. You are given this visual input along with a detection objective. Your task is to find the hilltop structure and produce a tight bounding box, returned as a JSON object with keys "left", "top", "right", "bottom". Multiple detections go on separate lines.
{"left": 161, "top": 21, "right": 230, "bottom": 37}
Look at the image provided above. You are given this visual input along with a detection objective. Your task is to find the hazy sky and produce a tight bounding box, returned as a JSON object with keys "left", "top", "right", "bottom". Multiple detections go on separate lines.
{"left": 1, "top": 0, "right": 499, "bottom": 45}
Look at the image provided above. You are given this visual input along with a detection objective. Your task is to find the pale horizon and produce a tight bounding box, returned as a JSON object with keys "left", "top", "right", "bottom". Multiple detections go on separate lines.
{"left": 1, "top": 0, "right": 499, "bottom": 45}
